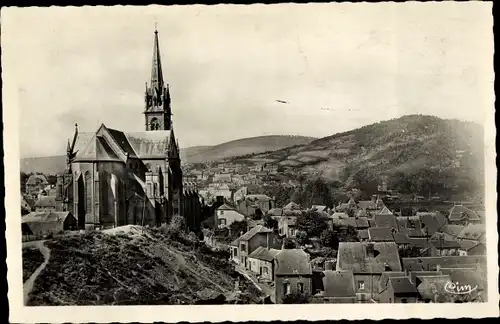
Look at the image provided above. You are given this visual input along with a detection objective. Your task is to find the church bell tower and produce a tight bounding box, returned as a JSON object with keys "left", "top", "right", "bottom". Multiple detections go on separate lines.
{"left": 144, "top": 28, "right": 172, "bottom": 131}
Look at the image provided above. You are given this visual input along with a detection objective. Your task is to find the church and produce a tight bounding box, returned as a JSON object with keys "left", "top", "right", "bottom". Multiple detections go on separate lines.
{"left": 55, "top": 28, "right": 204, "bottom": 232}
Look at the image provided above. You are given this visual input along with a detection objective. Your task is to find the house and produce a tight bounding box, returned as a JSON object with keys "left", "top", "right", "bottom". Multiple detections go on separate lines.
{"left": 456, "top": 224, "right": 486, "bottom": 243}
{"left": 237, "top": 194, "right": 275, "bottom": 216}
{"left": 423, "top": 238, "right": 461, "bottom": 257}
{"left": 283, "top": 201, "right": 301, "bottom": 211}
{"left": 34, "top": 196, "right": 57, "bottom": 212}
{"left": 213, "top": 173, "right": 232, "bottom": 183}
{"left": 311, "top": 205, "right": 327, "bottom": 213}
{"left": 21, "top": 194, "right": 36, "bottom": 213}
{"left": 278, "top": 216, "right": 297, "bottom": 238}
{"left": 439, "top": 224, "right": 466, "bottom": 239}
{"left": 275, "top": 249, "right": 313, "bottom": 304}
{"left": 25, "top": 174, "right": 49, "bottom": 197}
{"left": 378, "top": 206, "right": 393, "bottom": 215}
{"left": 374, "top": 214, "right": 398, "bottom": 229}
{"left": 368, "top": 227, "right": 396, "bottom": 242}
{"left": 215, "top": 203, "right": 245, "bottom": 229}
{"left": 247, "top": 246, "right": 281, "bottom": 282}
{"left": 401, "top": 255, "right": 487, "bottom": 272}
{"left": 229, "top": 237, "right": 241, "bottom": 264}
{"left": 311, "top": 270, "right": 357, "bottom": 304}
{"left": 336, "top": 242, "right": 402, "bottom": 302}
{"left": 329, "top": 212, "right": 356, "bottom": 228}
{"left": 415, "top": 275, "right": 452, "bottom": 302}
{"left": 447, "top": 205, "right": 481, "bottom": 225}
{"left": 378, "top": 276, "right": 418, "bottom": 303}
{"left": 22, "top": 211, "right": 78, "bottom": 237}
{"left": 357, "top": 229, "right": 370, "bottom": 242}
{"left": 237, "top": 225, "right": 282, "bottom": 268}
{"left": 458, "top": 240, "right": 486, "bottom": 256}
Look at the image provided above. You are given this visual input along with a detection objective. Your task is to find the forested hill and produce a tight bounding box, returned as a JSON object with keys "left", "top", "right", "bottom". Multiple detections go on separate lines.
{"left": 231, "top": 115, "right": 484, "bottom": 199}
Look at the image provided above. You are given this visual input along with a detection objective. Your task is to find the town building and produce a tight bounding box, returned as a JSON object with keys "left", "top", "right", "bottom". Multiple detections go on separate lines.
{"left": 22, "top": 211, "right": 78, "bottom": 238}
{"left": 215, "top": 203, "right": 245, "bottom": 229}
{"left": 275, "top": 249, "right": 313, "bottom": 304}
{"left": 25, "top": 174, "right": 49, "bottom": 198}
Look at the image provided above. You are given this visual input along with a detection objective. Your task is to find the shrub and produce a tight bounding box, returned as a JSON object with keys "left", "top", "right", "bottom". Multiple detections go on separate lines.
{"left": 296, "top": 230, "right": 308, "bottom": 246}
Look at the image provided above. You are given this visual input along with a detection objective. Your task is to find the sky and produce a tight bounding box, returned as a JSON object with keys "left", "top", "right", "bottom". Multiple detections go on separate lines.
{"left": 2, "top": 3, "right": 493, "bottom": 158}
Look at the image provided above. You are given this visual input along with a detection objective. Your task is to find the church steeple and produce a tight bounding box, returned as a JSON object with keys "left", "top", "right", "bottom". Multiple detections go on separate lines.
{"left": 144, "top": 27, "right": 172, "bottom": 131}
{"left": 150, "top": 28, "right": 164, "bottom": 92}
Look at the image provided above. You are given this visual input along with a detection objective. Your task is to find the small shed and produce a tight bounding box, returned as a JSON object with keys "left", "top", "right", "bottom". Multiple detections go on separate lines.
{"left": 22, "top": 211, "right": 77, "bottom": 237}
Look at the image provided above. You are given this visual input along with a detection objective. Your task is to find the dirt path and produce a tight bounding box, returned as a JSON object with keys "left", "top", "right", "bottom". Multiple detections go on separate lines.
{"left": 23, "top": 240, "right": 50, "bottom": 305}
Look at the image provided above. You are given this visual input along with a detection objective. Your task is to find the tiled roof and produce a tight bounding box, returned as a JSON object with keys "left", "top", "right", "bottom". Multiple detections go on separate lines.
{"left": 26, "top": 174, "right": 48, "bottom": 186}
{"left": 401, "top": 255, "right": 487, "bottom": 272}
{"left": 374, "top": 214, "right": 398, "bottom": 229}
{"left": 337, "top": 242, "right": 402, "bottom": 273}
{"left": 458, "top": 239, "right": 483, "bottom": 252}
{"left": 22, "top": 211, "right": 72, "bottom": 223}
{"left": 416, "top": 275, "right": 451, "bottom": 301}
{"left": 378, "top": 206, "right": 393, "bottom": 215}
{"left": 379, "top": 271, "right": 406, "bottom": 292}
{"left": 321, "top": 270, "right": 356, "bottom": 298}
{"left": 283, "top": 201, "right": 301, "bottom": 210}
{"left": 357, "top": 200, "right": 376, "bottom": 210}
{"left": 217, "top": 203, "right": 235, "bottom": 211}
{"left": 368, "top": 227, "right": 395, "bottom": 242}
{"left": 125, "top": 131, "right": 171, "bottom": 159}
{"left": 456, "top": 224, "right": 485, "bottom": 241}
{"left": 245, "top": 194, "right": 273, "bottom": 202}
{"left": 357, "top": 230, "right": 369, "bottom": 241}
{"left": 429, "top": 239, "right": 461, "bottom": 250}
{"left": 248, "top": 246, "right": 281, "bottom": 262}
{"left": 393, "top": 232, "right": 411, "bottom": 245}
{"left": 34, "top": 196, "right": 56, "bottom": 208}
{"left": 312, "top": 205, "right": 327, "bottom": 212}
{"left": 275, "top": 249, "right": 312, "bottom": 276}
{"left": 356, "top": 209, "right": 368, "bottom": 217}
{"left": 267, "top": 208, "right": 284, "bottom": 216}
{"left": 239, "top": 225, "right": 272, "bottom": 241}
{"left": 437, "top": 224, "right": 465, "bottom": 237}
{"left": 355, "top": 217, "right": 370, "bottom": 229}
{"left": 390, "top": 277, "right": 418, "bottom": 294}
{"left": 407, "top": 237, "right": 432, "bottom": 249}
{"left": 448, "top": 205, "right": 480, "bottom": 222}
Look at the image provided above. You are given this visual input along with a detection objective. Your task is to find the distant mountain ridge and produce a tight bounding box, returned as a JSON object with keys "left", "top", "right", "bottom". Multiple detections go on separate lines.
{"left": 20, "top": 135, "right": 316, "bottom": 174}
{"left": 229, "top": 115, "right": 484, "bottom": 197}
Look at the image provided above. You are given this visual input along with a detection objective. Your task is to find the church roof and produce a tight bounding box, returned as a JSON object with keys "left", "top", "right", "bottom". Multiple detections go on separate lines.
{"left": 125, "top": 131, "right": 171, "bottom": 159}
{"left": 72, "top": 129, "right": 172, "bottom": 162}
{"left": 73, "top": 133, "right": 123, "bottom": 162}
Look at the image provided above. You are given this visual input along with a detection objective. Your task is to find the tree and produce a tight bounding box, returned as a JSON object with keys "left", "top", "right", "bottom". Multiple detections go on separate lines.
{"left": 295, "top": 210, "right": 328, "bottom": 238}
{"left": 319, "top": 229, "right": 339, "bottom": 249}
{"left": 263, "top": 214, "right": 278, "bottom": 230}
{"left": 283, "top": 238, "right": 297, "bottom": 249}
{"left": 47, "top": 174, "right": 57, "bottom": 186}
{"left": 282, "top": 292, "right": 311, "bottom": 304}
{"left": 295, "top": 230, "right": 309, "bottom": 246}
{"left": 229, "top": 220, "right": 247, "bottom": 239}
{"left": 253, "top": 208, "right": 263, "bottom": 220}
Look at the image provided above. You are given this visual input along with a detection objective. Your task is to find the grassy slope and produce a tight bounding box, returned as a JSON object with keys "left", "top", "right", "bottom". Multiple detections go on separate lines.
{"left": 237, "top": 115, "right": 484, "bottom": 183}
{"left": 22, "top": 247, "right": 45, "bottom": 283}
{"left": 26, "top": 226, "right": 251, "bottom": 306}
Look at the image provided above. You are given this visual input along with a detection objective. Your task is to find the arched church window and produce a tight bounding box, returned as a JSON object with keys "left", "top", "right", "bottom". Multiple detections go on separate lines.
{"left": 150, "top": 118, "right": 159, "bottom": 131}
{"left": 84, "top": 171, "right": 91, "bottom": 215}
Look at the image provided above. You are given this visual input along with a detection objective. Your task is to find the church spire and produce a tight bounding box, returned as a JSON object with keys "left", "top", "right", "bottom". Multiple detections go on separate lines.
{"left": 150, "top": 28, "right": 164, "bottom": 92}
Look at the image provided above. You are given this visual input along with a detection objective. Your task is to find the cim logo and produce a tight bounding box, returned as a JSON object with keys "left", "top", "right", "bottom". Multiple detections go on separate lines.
{"left": 444, "top": 281, "right": 478, "bottom": 295}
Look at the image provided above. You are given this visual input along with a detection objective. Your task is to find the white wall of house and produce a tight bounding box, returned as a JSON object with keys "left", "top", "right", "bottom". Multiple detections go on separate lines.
{"left": 217, "top": 209, "right": 245, "bottom": 228}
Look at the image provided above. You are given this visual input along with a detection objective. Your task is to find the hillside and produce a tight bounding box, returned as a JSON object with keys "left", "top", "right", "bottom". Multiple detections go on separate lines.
{"left": 20, "top": 155, "right": 67, "bottom": 175}
{"left": 24, "top": 225, "right": 264, "bottom": 305}
{"left": 230, "top": 115, "right": 485, "bottom": 197}
{"left": 20, "top": 135, "right": 315, "bottom": 174}
{"left": 182, "top": 135, "right": 316, "bottom": 163}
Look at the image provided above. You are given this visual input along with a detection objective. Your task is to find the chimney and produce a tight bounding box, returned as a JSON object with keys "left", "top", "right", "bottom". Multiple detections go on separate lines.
{"left": 266, "top": 233, "right": 270, "bottom": 249}
{"left": 325, "top": 260, "right": 334, "bottom": 271}
{"left": 436, "top": 264, "right": 441, "bottom": 272}
{"left": 366, "top": 243, "right": 375, "bottom": 258}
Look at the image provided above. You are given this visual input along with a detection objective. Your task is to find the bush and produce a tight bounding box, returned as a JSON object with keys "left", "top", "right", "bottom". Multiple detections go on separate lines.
{"left": 170, "top": 215, "right": 186, "bottom": 232}
{"left": 282, "top": 292, "right": 311, "bottom": 304}
{"left": 296, "top": 230, "right": 308, "bottom": 246}
{"left": 283, "top": 238, "right": 297, "bottom": 249}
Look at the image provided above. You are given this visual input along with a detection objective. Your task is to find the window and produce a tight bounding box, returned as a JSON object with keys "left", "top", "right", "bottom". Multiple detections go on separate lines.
{"left": 150, "top": 118, "right": 159, "bottom": 131}
{"left": 284, "top": 283, "right": 291, "bottom": 295}
{"left": 218, "top": 219, "right": 227, "bottom": 226}
{"left": 263, "top": 267, "right": 268, "bottom": 274}
{"left": 240, "top": 243, "right": 247, "bottom": 252}
{"left": 233, "top": 248, "right": 238, "bottom": 257}
{"left": 297, "top": 283, "right": 304, "bottom": 293}
{"left": 84, "top": 171, "right": 91, "bottom": 215}
{"left": 219, "top": 210, "right": 224, "bottom": 215}
{"left": 358, "top": 281, "right": 365, "bottom": 290}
